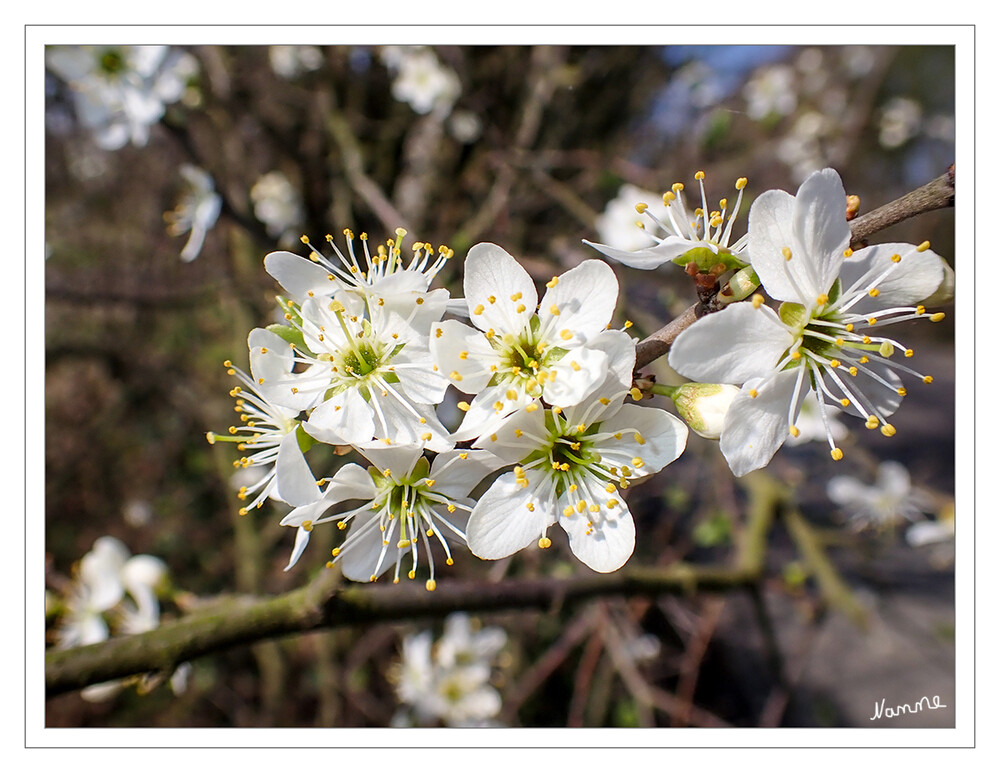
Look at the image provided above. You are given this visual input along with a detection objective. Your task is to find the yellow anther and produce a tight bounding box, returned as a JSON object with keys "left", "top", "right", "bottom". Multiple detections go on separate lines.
{"left": 840, "top": 398, "right": 850, "bottom": 407}
{"left": 830, "top": 448, "right": 844, "bottom": 461}
{"left": 526, "top": 404, "right": 539, "bottom": 413}
{"left": 629, "top": 387, "right": 643, "bottom": 401}
{"left": 790, "top": 351, "right": 801, "bottom": 360}
{"left": 789, "top": 425, "right": 800, "bottom": 438}
{"left": 516, "top": 303, "right": 526, "bottom": 313}
{"left": 897, "top": 387, "right": 907, "bottom": 396}
{"left": 205, "top": 432, "right": 216, "bottom": 445}
{"left": 607, "top": 499, "right": 619, "bottom": 508}
{"left": 868, "top": 288, "right": 880, "bottom": 297}
{"left": 890, "top": 254, "right": 902, "bottom": 263}
{"left": 916, "top": 305, "right": 927, "bottom": 315}
{"left": 435, "top": 327, "right": 443, "bottom": 338}
{"left": 299, "top": 234, "right": 309, "bottom": 243}
{"left": 930, "top": 312, "right": 946, "bottom": 322}
{"left": 420, "top": 432, "right": 432, "bottom": 441}
{"left": 487, "top": 295, "right": 496, "bottom": 304}
{"left": 849, "top": 366, "right": 858, "bottom": 376}
{"left": 510, "top": 292, "right": 522, "bottom": 302}
{"left": 865, "top": 415, "right": 879, "bottom": 430}
{"left": 748, "top": 388, "right": 759, "bottom": 398}
{"left": 672, "top": 182, "right": 685, "bottom": 192}
{"left": 923, "top": 375, "right": 934, "bottom": 384}
{"left": 623, "top": 320, "right": 633, "bottom": 329}
{"left": 829, "top": 359, "right": 841, "bottom": 368}
{"left": 599, "top": 397, "right": 610, "bottom": 406}
{"left": 549, "top": 304, "right": 560, "bottom": 315}
{"left": 816, "top": 294, "right": 829, "bottom": 305}
{"left": 493, "top": 401, "right": 504, "bottom": 413}
{"left": 563, "top": 505, "right": 574, "bottom": 517}
{"left": 694, "top": 170, "right": 706, "bottom": 180}
{"left": 576, "top": 500, "right": 587, "bottom": 513}
{"left": 663, "top": 191, "right": 676, "bottom": 204}
{"left": 844, "top": 248, "right": 854, "bottom": 258}
{"left": 425, "top": 579, "right": 437, "bottom": 591}
{"left": 859, "top": 356, "right": 870, "bottom": 364}
{"left": 473, "top": 304, "right": 485, "bottom": 315}
{"left": 526, "top": 502, "right": 535, "bottom": 512}
{"left": 632, "top": 457, "right": 645, "bottom": 469}
{"left": 635, "top": 202, "right": 649, "bottom": 214}
{"left": 449, "top": 371, "right": 463, "bottom": 382}
{"left": 735, "top": 177, "right": 748, "bottom": 190}
{"left": 752, "top": 293, "right": 764, "bottom": 309}
{"left": 916, "top": 240, "right": 931, "bottom": 252}
{"left": 538, "top": 537, "right": 552, "bottom": 549}
{"left": 560, "top": 329, "right": 573, "bottom": 341}
{"left": 881, "top": 424, "right": 897, "bottom": 437}
{"left": 546, "top": 276, "right": 559, "bottom": 288}
{"left": 782, "top": 246, "right": 792, "bottom": 261}
{"left": 904, "top": 349, "right": 914, "bottom": 358}
{"left": 456, "top": 401, "right": 471, "bottom": 412}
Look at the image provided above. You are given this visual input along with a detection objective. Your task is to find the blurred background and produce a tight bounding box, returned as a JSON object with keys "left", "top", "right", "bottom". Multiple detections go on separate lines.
{"left": 43, "top": 44, "right": 956, "bottom": 728}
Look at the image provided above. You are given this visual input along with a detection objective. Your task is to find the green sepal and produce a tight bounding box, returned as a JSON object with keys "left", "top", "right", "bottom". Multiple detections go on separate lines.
{"left": 266, "top": 323, "right": 308, "bottom": 354}
{"left": 778, "top": 302, "right": 808, "bottom": 329}
{"left": 670, "top": 246, "right": 748, "bottom": 272}
{"left": 295, "top": 423, "right": 316, "bottom": 453}
{"left": 409, "top": 455, "right": 431, "bottom": 483}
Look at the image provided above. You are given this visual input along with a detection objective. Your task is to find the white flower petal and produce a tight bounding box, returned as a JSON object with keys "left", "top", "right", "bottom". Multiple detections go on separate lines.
{"left": 429, "top": 319, "right": 499, "bottom": 396}
{"left": 283, "top": 526, "right": 313, "bottom": 571}
{"left": 452, "top": 382, "right": 534, "bottom": 444}
{"left": 466, "top": 472, "right": 555, "bottom": 560}
{"left": 264, "top": 251, "right": 338, "bottom": 300}
{"left": 668, "top": 303, "right": 795, "bottom": 384}
{"left": 836, "top": 243, "right": 944, "bottom": 312}
{"left": 273, "top": 431, "right": 320, "bottom": 507}
{"left": 538, "top": 259, "right": 618, "bottom": 340}
{"left": 430, "top": 449, "right": 507, "bottom": 499}
{"left": 302, "top": 388, "right": 376, "bottom": 446}
{"left": 594, "top": 404, "right": 688, "bottom": 476}
{"left": 543, "top": 344, "right": 609, "bottom": 407}
{"left": 583, "top": 236, "right": 709, "bottom": 270}
{"left": 720, "top": 369, "right": 806, "bottom": 477}
{"left": 463, "top": 243, "right": 537, "bottom": 334}
{"left": 561, "top": 497, "right": 636, "bottom": 573}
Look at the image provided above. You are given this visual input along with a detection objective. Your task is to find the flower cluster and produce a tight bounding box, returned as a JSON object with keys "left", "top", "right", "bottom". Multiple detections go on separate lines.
{"left": 46, "top": 45, "right": 197, "bottom": 150}
{"left": 594, "top": 168, "right": 948, "bottom": 479}
{"left": 210, "top": 230, "right": 688, "bottom": 585}
{"left": 391, "top": 613, "right": 508, "bottom": 727}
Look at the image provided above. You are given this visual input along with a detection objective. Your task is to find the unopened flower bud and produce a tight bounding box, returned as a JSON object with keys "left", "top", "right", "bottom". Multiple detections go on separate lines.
{"left": 667, "top": 383, "right": 740, "bottom": 439}
{"left": 718, "top": 266, "right": 760, "bottom": 305}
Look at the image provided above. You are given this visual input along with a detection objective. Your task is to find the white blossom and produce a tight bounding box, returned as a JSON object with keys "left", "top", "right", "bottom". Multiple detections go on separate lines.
{"left": 46, "top": 45, "right": 197, "bottom": 150}
{"left": 251, "top": 171, "right": 305, "bottom": 243}
{"left": 668, "top": 168, "right": 946, "bottom": 477}
{"left": 467, "top": 340, "right": 688, "bottom": 572}
{"left": 279, "top": 444, "right": 503, "bottom": 588}
{"left": 164, "top": 164, "right": 222, "bottom": 262}
{"left": 381, "top": 46, "right": 460, "bottom": 116}
{"left": 585, "top": 171, "right": 750, "bottom": 271}
{"left": 827, "top": 460, "right": 931, "bottom": 530}
{"left": 431, "top": 243, "right": 628, "bottom": 444}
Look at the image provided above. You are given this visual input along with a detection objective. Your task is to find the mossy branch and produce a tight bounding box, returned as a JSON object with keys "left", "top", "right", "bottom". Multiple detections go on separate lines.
{"left": 46, "top": 473, "right": 782, "bottom": 698}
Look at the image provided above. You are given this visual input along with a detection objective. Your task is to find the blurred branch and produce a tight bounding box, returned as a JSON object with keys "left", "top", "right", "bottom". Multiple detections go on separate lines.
{"left": 454, "top": 46, "right": 567, "bottom": 246}
{"left": 634, "top": 167, "right": 955, "bottom": 370}
{"left": 47, "top": 471, "right": 783, "bottom": 698}
{"left": 320, "top": 88, "right": 413, "bottom": 235}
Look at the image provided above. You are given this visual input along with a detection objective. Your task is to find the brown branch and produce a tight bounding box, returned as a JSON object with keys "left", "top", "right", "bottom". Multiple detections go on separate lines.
{"left": 634, "top": 167, "right": 955, "bottom": 371}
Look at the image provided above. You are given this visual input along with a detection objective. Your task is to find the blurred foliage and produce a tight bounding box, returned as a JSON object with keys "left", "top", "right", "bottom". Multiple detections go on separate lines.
{"left": 44, "top": 43, "right": 955, "bottom": 728}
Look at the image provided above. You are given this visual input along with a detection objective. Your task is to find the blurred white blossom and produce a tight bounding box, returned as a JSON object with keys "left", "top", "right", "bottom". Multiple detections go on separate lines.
{"left": 878, "top": 97, "right": 923, "bottom": 149}
{"left": 827, "top": 461, "right": 932, "bottom": 530}
{"left": 593, "top": 184, "right": 665, "bottom": 252}
{"left": 45, "top": 45, "right": 197, "bottom": 150}
{"left": 381, "top": 46, "right": 460, "bottom": 116}
{"left": 392, "top": 613, "right": 507, "bottom": 727}
{"left": 164, "top": 164, "right": 222, "bottom": 262}
{"left": 268, "top": 45, "right": 324, "bottom": 79}
{"left": 250, "top": 171, "right": 305, "bottom": 243}
{"left": 743, "top": 64, "right": 797, "bottom": 121}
